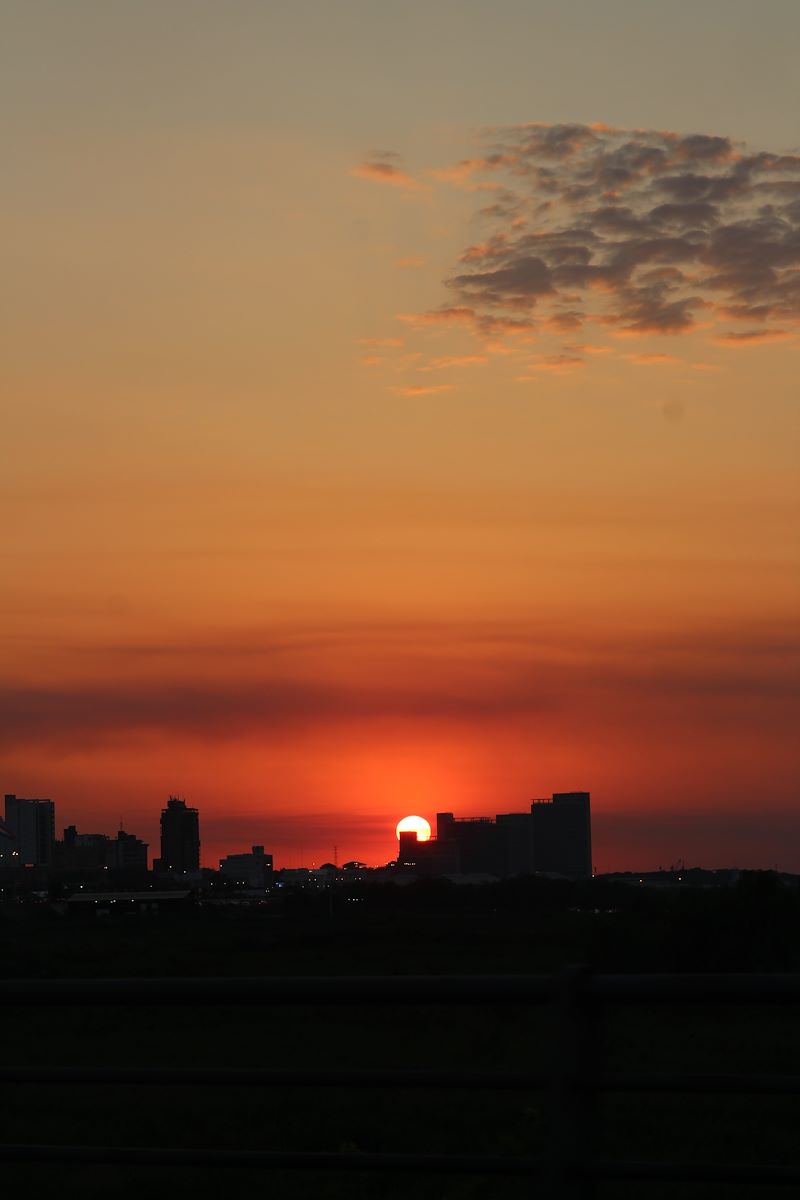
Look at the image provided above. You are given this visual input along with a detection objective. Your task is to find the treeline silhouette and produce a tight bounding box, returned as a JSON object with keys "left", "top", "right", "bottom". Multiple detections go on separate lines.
{"left": 280, "top": 870, "right": 800, "bottom": 972}
{"left": 3, "top": 870, "right": 799, "bottom": 977}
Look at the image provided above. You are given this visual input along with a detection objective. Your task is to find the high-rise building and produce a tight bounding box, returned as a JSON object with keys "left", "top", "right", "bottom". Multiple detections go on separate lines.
{"left": 434, "top": 792, "right": 592, "bottom": 879}
{"left": 157, "top": 796, "right": 200, "bottom": 875}
{"left": 3, "top": 795, "right": 55, "bottom": 867}
{"left": 530, "top": 792, "right": 592, "bottom": 878}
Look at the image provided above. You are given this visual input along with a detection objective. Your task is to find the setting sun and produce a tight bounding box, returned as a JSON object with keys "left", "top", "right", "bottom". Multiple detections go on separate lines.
{"left": 396, "top": 815, "right": 432, "bottom": 842}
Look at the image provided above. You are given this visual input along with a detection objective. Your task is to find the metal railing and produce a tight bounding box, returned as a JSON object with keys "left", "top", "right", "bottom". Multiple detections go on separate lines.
{"left": 3, "top": 970, "right": 800, "bottom": 1192}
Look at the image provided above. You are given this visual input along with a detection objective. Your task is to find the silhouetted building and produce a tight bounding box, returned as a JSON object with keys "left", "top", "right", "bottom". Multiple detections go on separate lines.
{"left": 3, "top": 795, "right": 55, "bottom": 867}
{"left": 0, "top": 818, "right": 18, "bottom": 868}
{"left": 435, "top": 792, "right": 592, "bottom": 879}
{"left": 53, "top": 826, "right": 148, "bottom": 876}
{"left": 495, "top": 811, "right": 534, "bottom": 877}
{"left": 396, "top": 829, "right": 461, "bottom": 876}
{"left": 57, "top": 825, "right": 109, "bottom": 872}
{"left": 530, "top": 792, "right": 592, "bottom": 877}
{"left": 435, "top": 813, "right": 499, "bottom": 874}
{"left": 156, "top": 796, "right": 200, "bottom": 876}
{"left": 397, "top": 830, "right": 419, "bottom": 867}
{"left": 108, "top": 829, "right": 149, "bottom": 872}
{"left": 219, "top": 845, "right": 273, "bottom": 890}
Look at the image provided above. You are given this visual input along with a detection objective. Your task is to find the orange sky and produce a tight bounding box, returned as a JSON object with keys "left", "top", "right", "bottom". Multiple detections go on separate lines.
{"left": 2, "top": 4, "right": 799, "bottom": 871}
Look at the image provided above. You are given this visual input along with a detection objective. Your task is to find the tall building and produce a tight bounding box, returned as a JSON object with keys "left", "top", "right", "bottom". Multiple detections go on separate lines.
{"left": 3, "top": 795, "right": 55, "bottom": 867}
{"left": 530, "top": 792, "right": 592, "bottom": 878}
{"left": 434, "top": 792, "right": 592, "bottom": 879}
{"left": 158, "top": 796, "right": 200, "bottom": 875}
{"left": 435, "top": 813, "right": 499, "bottom": 874}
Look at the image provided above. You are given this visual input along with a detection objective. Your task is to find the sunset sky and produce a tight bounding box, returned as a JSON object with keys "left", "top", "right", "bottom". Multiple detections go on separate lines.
{"left": 3, "top": 1, "right": 799, "bottom": 870}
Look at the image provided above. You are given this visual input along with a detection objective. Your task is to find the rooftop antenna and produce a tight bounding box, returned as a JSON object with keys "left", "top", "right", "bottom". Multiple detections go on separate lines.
{"left": 334, "top": 844, "right": 338, "bottom": 868}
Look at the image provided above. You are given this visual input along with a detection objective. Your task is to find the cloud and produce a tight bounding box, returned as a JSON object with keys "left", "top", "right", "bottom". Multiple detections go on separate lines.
{"left": 394, "top": 255, "right": 427, "bottom": 268}
{"left": 1, "top": 619, "right": 796, "bottom": 754}
{"left": 714, "top": 328, "right": 794, "bottom": 344}
{"left": 595, "top": 807, "right": 800, "bottom": 870}
{"left": 544, "top": 310, "right": 586, "bottom": 331}
{"left": 625, "top": 352, "right": 680, "bottom": 364}
{"left": 533, "top": 354, "right": 586, "bottom": 372}
{"left": 390, "top": 383, "right": 454, "bottom": 396}
{"left": 353, "top": 153, "right": 426, "bottom": 190}
{"left": 418, "top": 355, "right": 488, "bottom": 371}
{"left": 429, "top": 154, "right": 520, "bottom": 186}
{"left": 412, "top": 126, "right": 800, "bottom": 348}
{"left": 397, "top": 306, "right": 535, "bottom": 342}
{"left": 397, "top": 306, "right": 477, "bottom": 326}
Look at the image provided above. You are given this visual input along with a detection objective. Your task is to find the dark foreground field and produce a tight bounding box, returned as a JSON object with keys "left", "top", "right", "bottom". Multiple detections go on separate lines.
{"left": 2, "top": 874, "right": 799, "bottom": 1199}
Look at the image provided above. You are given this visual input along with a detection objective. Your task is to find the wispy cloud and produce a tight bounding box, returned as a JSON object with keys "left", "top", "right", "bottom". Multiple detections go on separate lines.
{"left": 397, "top": 306, "right": 534, "bottom": 340}
{"left": 418, "top": 354, "right": 488, "bottom": 371}
{"left": 390, "top": 383, "right": 454, "bottom": 396}
{"left": 532, "top": 354, "right": 586, "bottom": 372}
{"left": 625, "top": 351, "right": 680, "bottom": 364}
{"left": 714, "top": 328, "right": 794, "bottom": 344}
{"left": 397, "top": 306, "right": 477, "bottom": 326}
{"left": 353, "top": 151, "right": 427, "bottom": 190}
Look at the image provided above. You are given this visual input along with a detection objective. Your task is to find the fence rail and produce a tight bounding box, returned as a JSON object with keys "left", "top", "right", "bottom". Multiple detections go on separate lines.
{"left": 3, "top": 970, "right": 800, "bottom": 1192}
{"left": 6, "top": 970, "right": 800, "bottom": 1004}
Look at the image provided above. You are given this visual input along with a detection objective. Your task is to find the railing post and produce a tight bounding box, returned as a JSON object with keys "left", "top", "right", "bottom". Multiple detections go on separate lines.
{"left": 550, "top": 965, "right": 597, "bottom": 1198}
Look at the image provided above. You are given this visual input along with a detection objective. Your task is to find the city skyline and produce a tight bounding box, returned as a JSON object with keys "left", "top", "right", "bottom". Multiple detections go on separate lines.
{"left": 2, "top": 782, "right": 796, "bottom": 876}
{"left": 2, "top": 3, "right": 798, "bottom": 873}
{"left": 3, "top": 789, "right": 591, "bottom": 879}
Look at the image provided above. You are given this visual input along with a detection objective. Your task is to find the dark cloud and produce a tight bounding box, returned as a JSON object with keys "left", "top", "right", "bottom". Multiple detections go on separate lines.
{"left": 432, "top": 125, "right": 800, "bottom": 340}
{"left": 596, "top": 808, "right": 800, "bottom": 870}
{"left": 450, "top": 255, "right": 554, "bottom": 307}
{"left": 0, "top": 676, "right": 551, "bottom": 750}
{"left": 675, "top": 133, "right": 734, "bottom": 162}
{"left": 649, "top": 201, "right": 720, "bottom": 228}
{"left": 1, "top": 620, "right": 796, "bottom": 751}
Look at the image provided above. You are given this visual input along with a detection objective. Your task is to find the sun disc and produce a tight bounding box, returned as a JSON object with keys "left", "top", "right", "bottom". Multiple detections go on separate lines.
{"left": 396, "top": 815, "right": 431, "bottom": 842}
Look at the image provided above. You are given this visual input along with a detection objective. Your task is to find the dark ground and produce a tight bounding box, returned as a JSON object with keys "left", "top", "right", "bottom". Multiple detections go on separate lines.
{"left": 2, "top": 872, "right": 799, "bottom": 1198}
